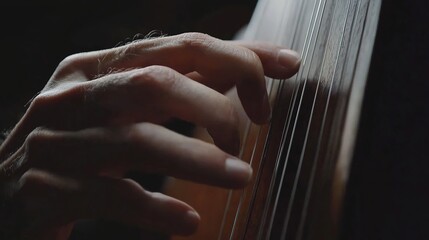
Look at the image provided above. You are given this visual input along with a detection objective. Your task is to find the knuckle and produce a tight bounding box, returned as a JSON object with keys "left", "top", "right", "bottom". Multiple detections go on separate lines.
{"left": 176, "top": 32, "right": 215, "bottom": 50}
{"left": 211, "top": 98, "right": 241, "bottom": 154}
{"left": 28, "top": 94, "right": 51, "bottom": 113}
{"left": 242, "top": 48, "right": 264, "bottom": 75}
{"left": 54, "top": 53, "right": 85, "bottom": 77}
{"left": 118, "top": 178, "right": 143, "bottom": 194}
{"left": 26, "top": 127, "right": 49, "bottom": 146}
{"left": 37, "top": 83, "right": 85, "bottom": 103}
{"left": 129, "top": 65, "right": 177, "bottom": 91}
{"left": 220, "top": 98, "right": 240, "bottom": 130}
{"left": 24, "top": 128, "right": 52, "bottom": 160}
{"left": 59, "top": 54, "right": 80, "bottom": 68}
{"left": 242, "top": 47, "right": 260, "bottom": 63}
{"left": 27, "top": 83, "right": 86, "bottom": 123}
{"left": 18, "top": 170, "right": 47, "bottom": 194}
{"left": 19, "top": 170, "right": 39, "bottom": 187}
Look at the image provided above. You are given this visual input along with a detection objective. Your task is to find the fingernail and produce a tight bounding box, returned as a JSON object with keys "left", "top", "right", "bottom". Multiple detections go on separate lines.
{"left": 278, "top": 49, "right": 301, "bottom": 68}
{"left": 225, "top": 157, "right": 253, "bottom": 183}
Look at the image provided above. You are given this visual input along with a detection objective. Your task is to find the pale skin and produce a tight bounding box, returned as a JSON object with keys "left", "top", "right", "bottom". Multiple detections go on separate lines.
{"left": 0, "top": 32, "right": 301, "bottom": 239}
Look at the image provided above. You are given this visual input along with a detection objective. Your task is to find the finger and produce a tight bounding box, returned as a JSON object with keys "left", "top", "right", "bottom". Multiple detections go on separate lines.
{"left": 187, "top": 42, "right": 301, "bottom": 85}
{"left": 81, "top": 178, "right": 200, "bottom": 236}
{"left": 186, "top": 71, "right": 232, "bottom": 94}
{"left": 24, "top": 124, "right": 253, "bottom": 188}
{"left": 33, "top": 66, "right": 241, "bottom": 154}
{"left": 71, "top": 33, "right": 270, "bottom": 123}
{"left": 230, "top": 40, "right": 301, "bottom": 79}
{"left": 17, "top": 169, "right": 200, "bottom": 236}
{"left": 15, "top": 170, "right": 82, "bottom": 239}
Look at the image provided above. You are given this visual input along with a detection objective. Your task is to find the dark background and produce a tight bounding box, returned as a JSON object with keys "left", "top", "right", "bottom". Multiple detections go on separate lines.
{"left": 0, "top": 0, "right": 257, "bottom": 133}
{"left": 342, "top": 1, "right": 429, "bottom": 240}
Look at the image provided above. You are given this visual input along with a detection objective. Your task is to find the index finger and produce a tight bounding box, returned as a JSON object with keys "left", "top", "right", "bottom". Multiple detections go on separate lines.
{"left": 72, "top": 33, "right": 271, "bottom": 124}
{"left": 230, "top": 40, "right": 301, "bottom": 79}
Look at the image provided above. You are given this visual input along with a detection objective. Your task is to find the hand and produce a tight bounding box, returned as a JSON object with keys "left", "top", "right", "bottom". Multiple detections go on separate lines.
{"left": 0, "top": 32, "right": 300, "bottom": 239}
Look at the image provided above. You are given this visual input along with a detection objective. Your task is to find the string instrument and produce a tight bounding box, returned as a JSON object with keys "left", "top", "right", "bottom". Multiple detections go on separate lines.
{"left": 164, "top": 0, "right": 429, "bottom": 239}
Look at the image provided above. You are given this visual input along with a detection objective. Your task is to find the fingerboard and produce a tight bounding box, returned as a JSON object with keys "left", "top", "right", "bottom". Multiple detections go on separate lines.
{"left": 219, "top": 0, "right": 382, "bottom": 239}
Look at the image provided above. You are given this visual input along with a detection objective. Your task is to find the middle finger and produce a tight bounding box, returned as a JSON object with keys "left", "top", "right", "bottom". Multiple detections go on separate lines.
{"left": 23, "top": 124, "right": 252, "bottom": 188}
{"left": 34, "top": 66, "right": 241, "bottom": 154}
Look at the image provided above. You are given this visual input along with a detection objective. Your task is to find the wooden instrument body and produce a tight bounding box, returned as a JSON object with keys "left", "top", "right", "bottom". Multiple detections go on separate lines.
{"left": 165, "top": 0, "right": 429, "bottom": 239}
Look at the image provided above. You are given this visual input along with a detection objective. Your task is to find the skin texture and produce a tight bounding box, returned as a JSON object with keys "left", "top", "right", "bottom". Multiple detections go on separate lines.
{"left": 0, "top": 32, "right": 300, "bottom": 240}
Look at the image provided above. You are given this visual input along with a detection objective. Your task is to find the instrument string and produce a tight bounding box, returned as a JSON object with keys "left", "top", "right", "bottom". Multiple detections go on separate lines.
{"left": 219, "top": 0, "right": 276, "bottom": 238}
{"left": 295, "top": 1, "right": 369, "bottom": 239}
{"left": 285, "top": 1, "right": 354, "bottom": 239}
{"left": 278, "top": 0, "right": 336, "bottom": 237}
{"left": 265, "top": 0, "right": 325, "bottom": 238}
{"left": 298, "top": 1, "right": 361, "bottom": 239}
{"left": 256, "top": 0, "right": 310, "bottom": 238}
{"left": 224, "top": 0, "right": 373, "bottom": 238}
{"left": 228, "top": 0, "right": 295, "bottom": 238}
